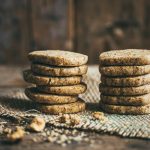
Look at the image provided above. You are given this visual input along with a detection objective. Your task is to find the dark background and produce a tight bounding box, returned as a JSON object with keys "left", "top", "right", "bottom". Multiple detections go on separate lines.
{"left": 0, "top": 0, "right": 150, "bottom": 64}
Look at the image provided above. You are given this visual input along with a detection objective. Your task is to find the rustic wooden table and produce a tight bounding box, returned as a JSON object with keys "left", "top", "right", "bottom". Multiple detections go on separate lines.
{"left": 0, "top": 65, "right": 149, "bottom": 150}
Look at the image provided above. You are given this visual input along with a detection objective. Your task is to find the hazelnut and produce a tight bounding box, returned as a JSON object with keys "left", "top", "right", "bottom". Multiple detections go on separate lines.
{"left": 7, "top": 126, "right": 25, "bottom": 142}
{"left": 4, "top": 128, "right": 12, "bottom": 134}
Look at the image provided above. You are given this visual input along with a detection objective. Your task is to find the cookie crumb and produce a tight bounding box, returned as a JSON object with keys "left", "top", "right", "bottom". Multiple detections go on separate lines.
{"left": 3, "top": 128, "right": 12, "bottom": 134}
{"left": 92, "top": 112, "right": 108, "bottom": 122}
{"left": 70, "top": 115, "right": 80, "bottom": 126}
{"left": 7, "top": 126, "right": 25, "bottom": 142}
{"left": 32, "top": 138, "right": 37, "bottom": 142}
{"left": 59, "top": 114, "right": 81, "bottom": 126}
{"left": 28, "top": 117, "right": 45, "bottom": 132}
{"left": 59, "top": 114, "right": 70, "bottom": 123}
{"left": 47, "top": 136, "right": 57, "bottom": 143}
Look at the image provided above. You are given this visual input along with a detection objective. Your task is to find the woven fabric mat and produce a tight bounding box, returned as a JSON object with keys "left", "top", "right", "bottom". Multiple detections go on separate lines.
{"left": 0, "top": 66, "right": 150, "bottom": 139}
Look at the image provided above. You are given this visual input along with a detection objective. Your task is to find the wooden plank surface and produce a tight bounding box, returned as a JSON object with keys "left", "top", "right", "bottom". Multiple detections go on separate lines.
{"left": 0, "top": 131, "right": 149, "bottom": 150}
{"left": 0, "top": 65, "right": 149, "bottom": 150}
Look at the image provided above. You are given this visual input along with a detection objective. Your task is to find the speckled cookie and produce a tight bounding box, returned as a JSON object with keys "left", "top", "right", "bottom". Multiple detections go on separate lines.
{"left": 99, "top": 84, "right": 150, "bottom": 96}
{"left": 25, "top": 87, "right": 77, "bottom": 104}
{"left": 100, "top": 102, "right": 150, "bottom": 115}
{"left": 101, "top": 74, "right": 150, "bottom": 87}
{"left": 28, "top": 50, "right": 88, "bottom": 66}
{"left": 31, "top": 63, "right": 88, "bottom": 76}
{"left": 37, "top": 98, "right": 86, "bottom": 114}
{"left": 99, "top": 49, "right": 150, "bottom": 66}
{"left": 99, "top": 65, "right": 150, "bottom": 77}
{"left": 101, "top": 94, "right": 150, "bottom": 106}
{"left": 23, "top": 70, "right": 82, "bottom": 86}
{"left": 37, "top": 83, "right": 87, "bottom": 96}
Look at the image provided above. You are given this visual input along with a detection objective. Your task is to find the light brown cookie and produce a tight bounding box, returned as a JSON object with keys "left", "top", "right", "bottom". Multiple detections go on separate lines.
{"left": 37, "top": 83, "right": 87, "bottom": 96}
{"left": 25, "top": 87, "right": 77, "bottom": 104}
{"left": 28, "top": 50, "right": 88, "bottom": 66}
{"left": 101, "top": 74, "right": 150, "bottom": 87}
{"left": 99, "top": 49, "right": 150, "bottom": 66}
{"left": 99, "top": 65, "right": 150, "bottom": 77}
{"left": 38, "top": 98, "right": 86, "bottom": 114}
{"left": 101, "top": 94, "right": 150, "bottom": 106}
{"left": 100, "top": 102, "right": 150, "bottom": 115}
{"left": 23, "top": 70, "right": 82, "bottom": 86}
{"left": 31, "top": 63, "right": 88, "bottom": 76}
{"left": 99, "top": 84, "right": 150, "bottom": 96}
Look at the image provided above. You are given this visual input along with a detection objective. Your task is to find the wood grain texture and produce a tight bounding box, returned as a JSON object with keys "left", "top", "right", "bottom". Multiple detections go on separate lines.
{"left": 0, "top": 132, "right": 150, "bottom": 150}
{"left": 75, "top": 0, "right": 150, "bottom": 64}
{"left": 0, "top": 0, "right": 150, "bottom": 64}
{"left": 31, "top": 0, "right": 67, "bottom": 50}
{"left": 0, "top": 0, "right": 30, "bottom": 64}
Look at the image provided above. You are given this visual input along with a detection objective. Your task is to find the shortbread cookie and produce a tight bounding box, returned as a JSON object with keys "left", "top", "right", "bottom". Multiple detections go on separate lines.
{"left": 25, "top": 87, "right": 77, "bottom": 104}
{"left": 99, "top": 65, "right": 150, "bottom": 77}
{"left": 31, "top": 63, "right": 88, "bottom": 76}
{"left": 101, "top": 94, "right": 150, "bottom": 106}
{"left": 100, "top": 84, "right": 150, "bottom": 96}
{"left": 23, "top": 70, "right": 82, "bottom": 86}
{"left": 28, "top": 50, "right": 88, "bottom": 66}
{"left": 100, "top": 102, "right": 150, "bottom": 114}
{"left": 38, "top": 98, "right": 86, "bottom": 114}
{"left": 101, "top": 74, "right": 150, "bottom": 87}
{"left": 37, "top": 83, "right": 87, "bottom": 95}
{"left": 99, "top": 49, "right": 150, "bottom": 66}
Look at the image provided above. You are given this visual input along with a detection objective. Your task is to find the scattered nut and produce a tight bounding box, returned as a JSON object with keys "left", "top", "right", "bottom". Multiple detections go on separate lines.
{"left": 28, "top": 117, "right": 45, "bottom": 132}
{"left": 7, "top": 126, "right": 25, "bottom": 142}
{"left": 92, "top": 112, "right": 108, "bottom": 122}
{"left": 3, "top": 128, "right": 12, "bottom": 134}
{"left": 59, "top": 114, "right": 81, "bottom": 126}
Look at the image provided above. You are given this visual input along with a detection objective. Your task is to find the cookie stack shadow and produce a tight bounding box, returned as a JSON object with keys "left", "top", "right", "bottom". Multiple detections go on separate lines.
{"left": 23, "top": 50, "right": 88, "bottom": 114}
{"left": 99, "top": 49, "right": 150, "bottom": 115}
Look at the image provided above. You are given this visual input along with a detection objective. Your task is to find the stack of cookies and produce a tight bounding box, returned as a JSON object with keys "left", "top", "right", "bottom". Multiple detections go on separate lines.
{"left": 99, "top": 49, "right": 150, "bottom": 115}
{"left": 23, "top": 50, "right": 88, "bottom": 114}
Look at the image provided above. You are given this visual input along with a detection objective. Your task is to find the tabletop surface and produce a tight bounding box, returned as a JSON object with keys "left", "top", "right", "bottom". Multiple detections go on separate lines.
{"left": 0, "top": 65, "right": 149, "bottom": 150}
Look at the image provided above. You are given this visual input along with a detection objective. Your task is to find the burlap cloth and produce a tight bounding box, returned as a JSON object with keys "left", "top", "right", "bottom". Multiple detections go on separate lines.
{"left": 0, "top": 66, "right": 150, "bottom": 139}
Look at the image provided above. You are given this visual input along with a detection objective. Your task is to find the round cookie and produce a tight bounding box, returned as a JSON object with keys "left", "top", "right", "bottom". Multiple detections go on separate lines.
{"left": 99, "top": 49, "right": 150, "bottom": 66}
{"left": 101, "top": 74, "right": 150, "bottom": 87}
{"left": 28, "top": 50, "right": 88, "bottom": 66}
{"left": 100, "top": 102, "right": 150, "bottom": 115}
{"left": 99, "top": 65, "right": 150, "bottom": 77}
{"left": 38, "top": 98, "right": 86, "bottom": 114}
{"left": 99, "top": 84, "right": 150, "bottom": 96}
{"left": 101, "top": 94, "right": 150, "bottom": 106}
{"left": 25, "top": 87, "right": 77, "bottom": 104}
{"left": 37, "top": 83, "right": 87, "bottom": 96}
{"left": 31, "top": 63, "right": 88, "bottom": 76}
{"left": 23, "top": 70, "right": 82, "bottom": 86}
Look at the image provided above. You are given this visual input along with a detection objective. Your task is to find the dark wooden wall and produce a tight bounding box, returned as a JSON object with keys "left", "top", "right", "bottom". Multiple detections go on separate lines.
{"left": 0, "top": 0, "right": 150, "bottom": 64}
